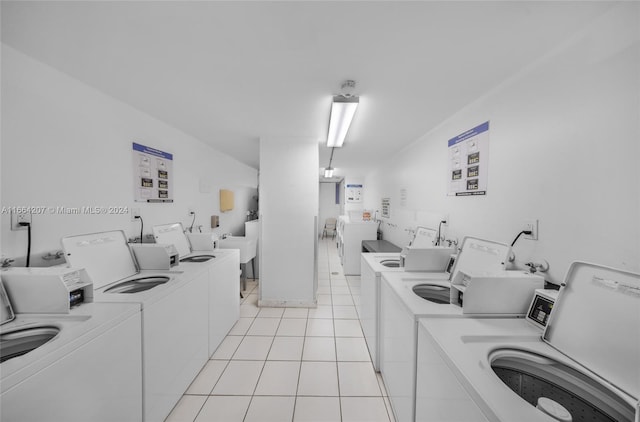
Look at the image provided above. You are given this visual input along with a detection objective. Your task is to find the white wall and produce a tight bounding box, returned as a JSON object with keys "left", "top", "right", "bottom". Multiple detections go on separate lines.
{"left": 1, "top": 45, "right": 258, "bottom": 266}
{"left": 318, "top": 182, "right": 340, "bottom": 236}
{"left": 259, "top": 136, "right": 319, "bottom": 306}
{"left": 365, "top": 4, "right": 640, "bottom": 284}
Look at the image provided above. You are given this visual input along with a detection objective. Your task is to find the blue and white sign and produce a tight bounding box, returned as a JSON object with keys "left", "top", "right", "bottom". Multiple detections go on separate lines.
{"left": 447, "top": 121, "right": 489, "bottom": 196}
{"left": 133, "top": 142, "right": 174, "bottom": 203}
{"left": 346, "top": 184, "right": 363, "bottom": 203}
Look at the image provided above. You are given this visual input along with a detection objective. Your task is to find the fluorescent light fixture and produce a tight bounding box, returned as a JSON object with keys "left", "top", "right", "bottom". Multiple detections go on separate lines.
{"left": 327, "top": 95, "right": 359, "bottom": 148}
{"left": 324, "top": 168, "right": 334, "bottom": 178}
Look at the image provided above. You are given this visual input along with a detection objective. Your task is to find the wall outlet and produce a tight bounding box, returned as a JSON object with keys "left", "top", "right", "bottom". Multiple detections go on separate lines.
{"left": 523, "top": 219, "right": 538, "bottom": 240}
{"left": 11, "top": 211, "right": 32, "bottom": 231}
{"left": 131, "top": 208, "right": 141, "bottom": 221}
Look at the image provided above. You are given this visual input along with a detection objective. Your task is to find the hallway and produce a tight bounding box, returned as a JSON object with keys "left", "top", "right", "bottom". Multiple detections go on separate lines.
{"left": 165, "top": 238, "right": 395, "bottom": 422}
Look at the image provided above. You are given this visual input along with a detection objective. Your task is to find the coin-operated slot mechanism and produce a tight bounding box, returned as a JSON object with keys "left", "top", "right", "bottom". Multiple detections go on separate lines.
{"left": 1, "top": 267, "right": 94, "bottom": 313}
{"left": 450, "top": 270, "right": 544, "bottom": 315}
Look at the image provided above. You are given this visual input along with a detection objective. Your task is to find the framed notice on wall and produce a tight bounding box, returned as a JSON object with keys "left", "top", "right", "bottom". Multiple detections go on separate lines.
{"left": 133, "top": 142, "right": 174, "bottom": 203}
{"left": 346, "top": 184, "right": 363, "bottom": 203}
{"left": 447, "top": 121, "right": 489, "bottom": 196}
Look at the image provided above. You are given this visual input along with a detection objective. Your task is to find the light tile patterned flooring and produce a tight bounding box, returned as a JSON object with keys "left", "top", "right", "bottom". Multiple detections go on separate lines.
{"left": 165, "top": 238, "right": 396, "bottom": 422}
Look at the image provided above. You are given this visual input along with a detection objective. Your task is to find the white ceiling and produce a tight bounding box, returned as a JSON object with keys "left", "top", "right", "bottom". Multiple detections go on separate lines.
{"left": 1, "top": 1, "right": 613, "bottom": 180}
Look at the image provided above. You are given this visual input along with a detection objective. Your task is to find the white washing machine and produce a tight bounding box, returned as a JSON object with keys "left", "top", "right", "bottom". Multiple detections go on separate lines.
{"left": 195, "top": 248, "right": 240, "bottom": 356}
{"left": 152, "top": 222, "right": 217, "bottom": 262}
{"left": 61, "top": 230, "right": 210, "bottom": 422}
{"left": 1, "top": 276, "right": 142, "bottom": 422}
{"left": 152, "top": 222, "right": 241, "bottom": 356}
{"left": 416, "top": 262, "right": 639, "bottom": 422}
{"left": 379, "top": 237, "right": 517, "bottom": 422}
{"left": 360, "top": 252, "right": 409, "bottom": 371}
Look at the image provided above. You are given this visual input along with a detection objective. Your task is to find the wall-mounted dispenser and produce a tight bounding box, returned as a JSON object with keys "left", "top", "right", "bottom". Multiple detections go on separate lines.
{"left": 220, "top": 189, "right": 234, "bottom": 212}
{"left": 211, "top": 215, "right": 220, "bottom": 228}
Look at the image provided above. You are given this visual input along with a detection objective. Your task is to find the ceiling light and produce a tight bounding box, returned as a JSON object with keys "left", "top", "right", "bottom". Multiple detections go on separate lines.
{"left": 324, "top": 167, "right": 334, "bottom": 178}
{"left": 327, "top": 81, "right": 359, "bottom": 148}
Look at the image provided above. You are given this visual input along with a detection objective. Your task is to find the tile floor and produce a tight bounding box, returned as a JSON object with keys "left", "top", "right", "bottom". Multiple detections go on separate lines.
{"left": 165, "top": 238, "right": 396, "bottom": 422}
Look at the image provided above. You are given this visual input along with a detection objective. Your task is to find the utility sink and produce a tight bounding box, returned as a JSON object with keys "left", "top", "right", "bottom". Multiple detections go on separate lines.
{"left": 105, "top": 276, "right": 170, "bottom": 294}
{"left": 412, "top": 283, "right": 450, "bottom": 304}
{"left": 0, "top": 326, "right": 60, "bottom": 363}
{"left": 490, "top": 349, "right": 635, "bottom": 422}
{"left": 218, "top": 236, "right": 256, "bottom": 263}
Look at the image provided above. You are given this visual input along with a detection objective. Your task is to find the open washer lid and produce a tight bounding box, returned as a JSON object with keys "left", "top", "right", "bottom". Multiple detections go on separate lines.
{"left": 152, "top": 222, "right": 191, "bottom": 258}
{"left": 544, "top": 261, "right": 640, "bottom": 401}
{"left": 61, "top": 230, "right": 138, "bottom": 290}
{"left": 450, "top": 236, "right": 511, "bottom": 279}
{"left": 0, "top": 278, "right": 15, "bottom": 325}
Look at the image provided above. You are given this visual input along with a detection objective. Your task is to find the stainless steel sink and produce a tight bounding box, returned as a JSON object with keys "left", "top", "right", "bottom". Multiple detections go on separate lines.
{"left": 412, "top": 284, "right": 450, "bottom": 304}
{"left": 1, "top": 326, "right": 60, "bottom": 363}
{"left": 180, "top": 255, "right": 215, "bottom": 263}
{"left": 490, "top": 349, "right": 635, "bottom": 422}
{"left": 105, "top": 276, "right": 170, "bottom": 293}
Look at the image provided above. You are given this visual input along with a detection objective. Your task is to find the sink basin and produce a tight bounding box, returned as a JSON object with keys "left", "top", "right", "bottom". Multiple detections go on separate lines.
{"left": 412, "top": 284, "right": 450, "bottom": 304}
{"left": 105, "top": 276, "right": 170, "bottom": 294}
{"left": 490, "top": 349, "right": 635, "bottom": 422}
{"left": 1, "top": 326, "right": 60, "bottom": 363}
{"left": 180, "top": 254, "right": 215, "bottom": 263}
{"left": 218, "top": 237, "right": 256, "bottom": 263}
{"left": 380, "top": 259, "right": 400, "bottom": 268}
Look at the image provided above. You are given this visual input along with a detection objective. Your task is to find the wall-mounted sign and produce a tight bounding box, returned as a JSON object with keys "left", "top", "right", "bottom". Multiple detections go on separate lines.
{"left": 447, "top": 121, "right": 489, "bottom": 196}
{"left": 346, "top": 184, "right": 363, "bottom": 203}
{"left": 133, "top": 142, "right": 174, "bottom": 203}
{"left": 381, "top": 198, "right": 391, "bottom": 218}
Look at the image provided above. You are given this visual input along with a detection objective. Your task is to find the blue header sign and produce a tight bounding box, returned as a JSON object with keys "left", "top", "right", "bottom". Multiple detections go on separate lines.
{"left": 132, "top": 142, "right": 174, "bottom": 203}
{"left": 447, "top": 122, "right": 490, "bottom": 196}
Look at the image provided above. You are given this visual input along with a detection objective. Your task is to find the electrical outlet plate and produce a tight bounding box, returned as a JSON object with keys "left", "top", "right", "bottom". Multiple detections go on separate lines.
{"left": 11, "top": 211, "right": 32, "bottom": 231}
{"left": 523, "top": 219, "right": 538, "bottom": 240}
{"left": 131, "top": 208, "right": 141, "bottom": 222}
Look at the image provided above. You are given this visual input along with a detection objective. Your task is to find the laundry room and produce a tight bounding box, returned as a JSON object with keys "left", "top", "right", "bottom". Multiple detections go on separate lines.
{"left": 1, "top": 2, "right": 639, "bottom": 422}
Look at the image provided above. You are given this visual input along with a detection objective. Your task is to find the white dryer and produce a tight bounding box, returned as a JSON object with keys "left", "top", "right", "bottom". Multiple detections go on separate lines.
{"left": 379, "top": 237, "right": 519, "bottom": 422}
{"left": 416, "top": 262, "right": 639, "bottom": 422}
{"left": 1, "top": 275, "right": 142, "bottom": 422}
{"left": 61, "top": 230, "right": 210, "bottom": 422}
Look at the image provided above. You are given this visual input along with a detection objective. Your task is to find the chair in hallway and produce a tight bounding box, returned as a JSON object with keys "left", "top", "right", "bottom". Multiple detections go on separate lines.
{"left": 322, "top": 217, "right": 337, "bottom": 239}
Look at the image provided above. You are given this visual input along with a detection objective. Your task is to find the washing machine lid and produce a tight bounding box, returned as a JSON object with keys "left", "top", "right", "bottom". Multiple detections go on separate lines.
{"left": 410, "top": 227, "right": 437, "bottom": 248}
{"left": 544, "top": 261, "right": 640, "bottom": 400}
{"left": 0, "top": 278, "right": 15, "bottom": 325}
{"left": 62, "top": 230, "right": 138, "bottom": 290}
{"left": 450, "top": 237, "right": 511, "bottom": 279}
{"left": 152, "top": 222, "right": 191, "bottom": 258}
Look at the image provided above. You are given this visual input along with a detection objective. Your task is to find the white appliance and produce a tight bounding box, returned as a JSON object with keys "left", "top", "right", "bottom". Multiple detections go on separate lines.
{"left": 416, "top": 262, "right": 639, "bottom": 422}
{"left": 61, "top": 230, "right": 209, "bottom": 422}
{"left": 379, "top": 238, "right": 517, "bottom": 422}
{"left": 1, "top": 276, "right": 142, "bottom": 422}
{"left": 338, "top": 216, "right": 378, "bottom": 275}
{"left": 1, "top": 267, "right": 94, "bottom": 313}
{"left": 155, "top": 223, "right": 241, "bottom": 356}
{"left": 189, "top": 248, "right": 240, "bottom": 356}
{"left": 360, "top": 252, "right": 405, "bottom": 371}
{"left": 450, "top": 270, "right": 545, "bottom": 314}
{"left": 130, "top": 243, "right": 179, "bottom": 270}
{"left": 400, "top": 226, "right": 456, "bottom": 272}
{"left": 152, "top": 222, "right": 216, "bottom": 262}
